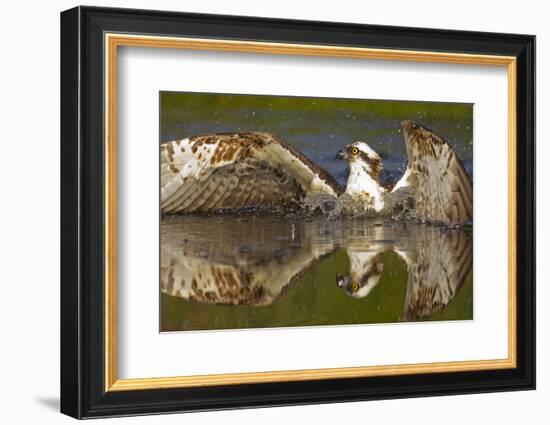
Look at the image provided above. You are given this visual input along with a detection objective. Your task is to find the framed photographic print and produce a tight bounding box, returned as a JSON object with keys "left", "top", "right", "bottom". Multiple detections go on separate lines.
{"left": 60, "top": 6, "right": 536, "bottom": 419}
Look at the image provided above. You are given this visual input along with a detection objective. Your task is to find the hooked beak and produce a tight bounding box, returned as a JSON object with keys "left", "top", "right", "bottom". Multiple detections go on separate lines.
{"left": 335, "top": 150, "right": 346, "bottom": 160}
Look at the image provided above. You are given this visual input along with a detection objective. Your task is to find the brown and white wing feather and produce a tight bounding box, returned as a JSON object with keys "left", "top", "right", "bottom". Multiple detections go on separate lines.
{"left": 161, "top": 132, "right": 341, "bottom": 214}
{"left": 399, "top": 121, "right": 473, "bottom": 225}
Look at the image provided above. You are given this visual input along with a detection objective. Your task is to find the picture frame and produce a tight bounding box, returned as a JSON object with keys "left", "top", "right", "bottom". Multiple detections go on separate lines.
{"left": 60, "top": 5, "right": 536, "bottom": 419}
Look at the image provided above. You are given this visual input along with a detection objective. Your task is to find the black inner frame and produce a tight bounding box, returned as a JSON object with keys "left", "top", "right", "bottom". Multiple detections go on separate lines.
{"left": 60, "top": 6, "right": 535, "bottom": 419}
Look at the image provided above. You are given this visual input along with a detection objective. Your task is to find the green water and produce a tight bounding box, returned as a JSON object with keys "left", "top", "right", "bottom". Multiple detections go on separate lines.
{"left": 159, "top": 92, "right": 473, "bottom": 332}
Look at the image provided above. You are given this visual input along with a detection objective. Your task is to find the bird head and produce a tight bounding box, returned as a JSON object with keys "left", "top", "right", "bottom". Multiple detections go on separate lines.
{"left": 335, "top": 254, "right": 384, "bottom": 299}
{"left": 336, "top": 141, "right": 383, "bottom": 180}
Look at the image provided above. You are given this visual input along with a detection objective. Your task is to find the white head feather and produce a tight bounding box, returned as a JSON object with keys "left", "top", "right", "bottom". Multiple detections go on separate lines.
{"left": 340, "top": 141, "right": 386, "bottom": 212}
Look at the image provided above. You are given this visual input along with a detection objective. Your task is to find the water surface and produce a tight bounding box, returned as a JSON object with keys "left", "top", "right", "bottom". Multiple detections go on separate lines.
{"left": 161, "top": 215, "right": 473, "bottom": 332}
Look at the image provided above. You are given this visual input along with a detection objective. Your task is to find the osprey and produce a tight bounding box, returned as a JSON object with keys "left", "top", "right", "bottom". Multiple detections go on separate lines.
{"left": 336, "top": 120, "right": 473, "bottom": 225}
{"left": 161, "top": 121, "right": 472, "bottom": 225}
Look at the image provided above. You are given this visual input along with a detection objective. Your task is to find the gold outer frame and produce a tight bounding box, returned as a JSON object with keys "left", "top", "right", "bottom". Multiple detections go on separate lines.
{"left": 104, "top": 33, "right": 517, "bottom": 392}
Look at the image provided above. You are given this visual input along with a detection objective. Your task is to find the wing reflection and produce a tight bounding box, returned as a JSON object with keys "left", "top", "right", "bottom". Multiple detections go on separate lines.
{"left": 161, "top": 215, "right": 337, "bottom": 306}
{"left": 161, "top": 215, "right": 472, "bottom": 321}
{"left": 398, "top": 227, "right": 473, "bottom": 320}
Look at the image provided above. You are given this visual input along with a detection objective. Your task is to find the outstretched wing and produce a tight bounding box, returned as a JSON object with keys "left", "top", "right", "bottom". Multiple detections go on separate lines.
{"left": 161, "top": 132, "right": 342, "bottom": 214}
{"left": 395, "top": 226, "right": 473, "bottom": 321}
{"left": 396, "top": 121, "right": 473, "bottom": 225}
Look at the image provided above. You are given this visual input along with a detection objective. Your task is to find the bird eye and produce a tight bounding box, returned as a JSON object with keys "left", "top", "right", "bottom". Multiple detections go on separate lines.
{"left": 352, "top": 283, "right": 359, "bottom": 292}
{"left": 351, "top": 147, "right": 359, "bottom": 155}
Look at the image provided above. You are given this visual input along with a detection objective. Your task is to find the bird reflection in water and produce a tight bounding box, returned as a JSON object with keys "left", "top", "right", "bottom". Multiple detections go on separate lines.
{"left": 161, "top": 215, "right": 472, "bottom": 331}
